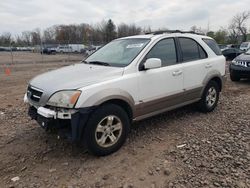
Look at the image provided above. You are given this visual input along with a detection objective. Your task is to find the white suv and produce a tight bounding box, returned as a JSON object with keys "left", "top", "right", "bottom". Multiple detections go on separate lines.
{"left": 24, "top": 31, "right": 226, "bottom": 156}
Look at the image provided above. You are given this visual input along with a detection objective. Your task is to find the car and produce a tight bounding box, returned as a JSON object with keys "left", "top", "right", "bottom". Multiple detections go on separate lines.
{"left": 24, "top": 31, "right": 226, "bottom": 156}
{"left": 218, "top": 44, "right": 228, "bottom": 51}
{"left": 229, "top": 49, "right": 250, "bottom": 81}
{"left": 222, "top": 48, "right": 244, "bottom": 61}
{"left": 68, "top": 44, "right": 86, "bottom": 53}
{"left": 85, "top": 46, "right": 102, "bottom": 56}
{"left": 41, "top": 47, "right": 56, "bottom": 55}
{"left": 227, "top": 44, "right": 240, "bottom": 49}
{"left": 240, "top": 42, "right": 250, "bottom": 51}
{"left": 56, "top": 46, "right": 72, "bottom": 53}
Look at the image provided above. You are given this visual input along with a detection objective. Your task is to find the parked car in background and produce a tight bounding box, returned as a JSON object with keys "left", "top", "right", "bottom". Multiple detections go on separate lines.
{"left": 41, "top": 47, "right": 56, "bottom": 55}
{"left": 85, "top": 45, "right": 102, "bottom": 56}
{"left": 227, "top": 44, "right": 240, "bottom": 49}
{"left": 218, "top": 44, "right": 228, "bottom": 51}
{"left": 229, "top": 49, "right": 250, "bottom": 81}
{"left": 68, "top": 44, "right": 85, "bottom": 53}
{"left": 240, "top": 42, "right": 250, "bottom": 51}
{"left": 222, "top": 48, "right": 244, "bottom": 61}
{"left": 56, "top": 45, "right": 72, "bottom": 53}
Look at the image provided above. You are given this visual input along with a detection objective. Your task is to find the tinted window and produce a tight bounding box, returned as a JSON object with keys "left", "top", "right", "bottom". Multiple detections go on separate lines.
{"left": 198, "top": 45, "right": 207, "bottom": 59}
{"left": 203, "top": 38, "right": 222, "bottom": 55}
{"left": 146, "top": 38, "right": 177, "bottom": 67}
{"left": 179, "top": 38, "right": 204, "bottom": 61}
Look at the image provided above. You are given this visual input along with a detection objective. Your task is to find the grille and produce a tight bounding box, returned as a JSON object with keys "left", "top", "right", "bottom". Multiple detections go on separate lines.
{"left": 27, "top": 85, "right": 43, "bottom": 102}
{"left": 235, "top": 61, "right": 250, "bottom": 67}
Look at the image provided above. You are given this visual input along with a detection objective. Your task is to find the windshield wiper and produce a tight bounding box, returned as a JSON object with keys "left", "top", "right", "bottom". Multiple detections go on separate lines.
{"left": 87, "top": 61, "right": 110, "bottom": 66}
{"left": 81, "top": 60, "right": 88, "bottom": 64}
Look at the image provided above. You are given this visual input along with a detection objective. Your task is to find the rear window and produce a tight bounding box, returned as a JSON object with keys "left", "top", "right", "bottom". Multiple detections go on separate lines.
{"left": 179, "top": 37, "right": 207, "bottom": 62}
{"left": 202, "top": 38, "right": 222, "bottom": 55}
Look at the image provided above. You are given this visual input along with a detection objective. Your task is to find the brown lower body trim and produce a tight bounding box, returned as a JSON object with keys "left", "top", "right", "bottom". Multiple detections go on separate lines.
{"left": 134, "top": 87, "right": 203, "bottom": 120}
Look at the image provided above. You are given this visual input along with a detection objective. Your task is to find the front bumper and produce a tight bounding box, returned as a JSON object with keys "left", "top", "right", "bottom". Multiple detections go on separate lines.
{"left": 229, "top": 64, "right": 250, "bottom": 78}
{"left": 27, "top": 104, "right": 95, "bottom": 142}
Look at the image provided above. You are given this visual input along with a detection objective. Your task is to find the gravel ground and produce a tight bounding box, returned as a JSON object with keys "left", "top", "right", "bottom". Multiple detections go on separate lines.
{"left": 0, "top": 55, "right": 249, "bottom": 188}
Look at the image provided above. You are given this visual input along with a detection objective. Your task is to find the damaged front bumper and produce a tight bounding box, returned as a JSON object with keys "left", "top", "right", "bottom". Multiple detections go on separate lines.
{"left": 25, "top": 95, "right": 94, "bottom": 142}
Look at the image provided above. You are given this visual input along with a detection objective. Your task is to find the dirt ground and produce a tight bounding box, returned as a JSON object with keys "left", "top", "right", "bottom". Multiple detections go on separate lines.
{"left": 0, "top": 53, "right": 249, "bottom": 188}
{"left": 0, "top": 51, "right": 83, "bottom": 65}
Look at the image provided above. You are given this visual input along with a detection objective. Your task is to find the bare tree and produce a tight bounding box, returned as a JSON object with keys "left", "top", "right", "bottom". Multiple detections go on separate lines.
{"left": 0, "top": 32, "right": 12, "bottom": 46}
{"left": 21, "top": 31, "right": 31, "bottom": 46}
{"left": 229, "top": 11, "right": 250, "bottom": 42}
{"left": 43, "top": 26, "right": 56, "bottom": 44}
{"left": 190, "top": 25, "right": 206, "bottom": 34}
{"left": 118, "top": 23, "right": 141, "bottom": 38}
{"left": 31, "top": 28, "right": 41, "bottom": 45}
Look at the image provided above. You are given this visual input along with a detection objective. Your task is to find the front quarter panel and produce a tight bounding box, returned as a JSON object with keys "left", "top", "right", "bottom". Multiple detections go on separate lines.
{"left": 75, "top": 73, "right": 139, "bottom": 111}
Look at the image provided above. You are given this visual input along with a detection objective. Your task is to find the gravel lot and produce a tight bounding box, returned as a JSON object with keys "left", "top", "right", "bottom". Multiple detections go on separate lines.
{"left": 0, "top": 53, "right": 249, "bottom": 188}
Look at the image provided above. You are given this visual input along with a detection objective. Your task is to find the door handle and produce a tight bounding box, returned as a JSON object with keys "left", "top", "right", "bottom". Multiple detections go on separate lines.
{"left": 172, "top": 70, "right": 182, "bottom": 76}
{"left": 205, "top": 63, "right": 212, "bottom": 68}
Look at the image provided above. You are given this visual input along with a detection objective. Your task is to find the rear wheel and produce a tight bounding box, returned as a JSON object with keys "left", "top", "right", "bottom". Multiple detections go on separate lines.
{"left": 198, "top": 80, "right": 219, "bottom": 112}
{"left": 84, "top": 104, "right": 130, "bottom": 156}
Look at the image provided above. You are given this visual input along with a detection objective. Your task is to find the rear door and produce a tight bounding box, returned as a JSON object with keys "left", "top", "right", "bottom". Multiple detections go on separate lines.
{"left": 178, "top": 37, "right": 208, "bottom": 101}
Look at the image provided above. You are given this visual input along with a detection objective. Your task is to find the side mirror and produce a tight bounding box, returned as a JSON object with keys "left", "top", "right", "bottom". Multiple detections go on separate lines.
{"left": 143, "top": 58, "right": 162, "bottom": 70}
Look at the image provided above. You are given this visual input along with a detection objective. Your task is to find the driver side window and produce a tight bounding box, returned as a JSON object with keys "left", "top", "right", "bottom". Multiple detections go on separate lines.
{"left": 146, "top": 38, "right": 177, "bottom": 67}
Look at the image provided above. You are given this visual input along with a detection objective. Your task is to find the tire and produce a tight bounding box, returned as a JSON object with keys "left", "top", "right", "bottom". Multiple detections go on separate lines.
{"left": 198, "top": 80, "right": 220, "bottom": 113}
{"left": 84, "top": 104, "right": 130, "bottom": 156}
{"left": 230, "top": 73, "right": 240, "bottom": 82}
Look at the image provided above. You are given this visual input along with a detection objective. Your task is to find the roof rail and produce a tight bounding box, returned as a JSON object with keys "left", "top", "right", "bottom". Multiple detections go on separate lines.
{"left": 146, "top": 30, "right": 205, "bottom": 36}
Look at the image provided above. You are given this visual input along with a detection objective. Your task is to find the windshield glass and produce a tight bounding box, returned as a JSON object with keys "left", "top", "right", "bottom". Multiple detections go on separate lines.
{"left": 85, "top": 38, "right": 150, "bottom": 67}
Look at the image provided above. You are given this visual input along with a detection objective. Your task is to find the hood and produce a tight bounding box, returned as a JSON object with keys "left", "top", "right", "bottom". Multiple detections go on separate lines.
{"left": 28, "top": 63, "right": 124, "bottom": 106}
{"left": 235, "top": 53, "right": 250, "bottom": 61}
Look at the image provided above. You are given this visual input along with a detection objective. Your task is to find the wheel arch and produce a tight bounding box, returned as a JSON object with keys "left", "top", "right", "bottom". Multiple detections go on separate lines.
{"left": 80, "top": 88, "right": 135, "bottom": 120}
{"left": 100, "top": 99, "right": 133, "bottom": 121}
{"left": 202, "top": 71, "right": 224, "bottom": 94}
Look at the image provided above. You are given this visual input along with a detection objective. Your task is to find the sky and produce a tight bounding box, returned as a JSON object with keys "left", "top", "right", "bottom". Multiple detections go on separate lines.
{"left": 0, "top": 0, "right": 249, "bottom": 35}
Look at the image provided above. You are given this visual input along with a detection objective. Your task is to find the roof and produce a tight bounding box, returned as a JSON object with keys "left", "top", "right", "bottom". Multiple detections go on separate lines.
{"left": 118, "top": 30, "right": 212, "bottom": 41}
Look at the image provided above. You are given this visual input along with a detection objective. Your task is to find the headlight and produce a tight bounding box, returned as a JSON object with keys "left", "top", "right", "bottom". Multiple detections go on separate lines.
{"left": 47, "top": 90, "right": 81, "bottom": 108}
{"left": 232, "top": 59, "right": 237, "bottom": 65}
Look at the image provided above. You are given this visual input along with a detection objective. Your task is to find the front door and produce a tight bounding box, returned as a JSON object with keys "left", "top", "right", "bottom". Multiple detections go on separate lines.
{"left": 137, "top": 38, "right": 184, "bottom": 117}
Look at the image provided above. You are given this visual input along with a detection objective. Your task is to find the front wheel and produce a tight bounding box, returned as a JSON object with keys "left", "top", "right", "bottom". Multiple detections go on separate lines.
{"left": 198, "top": 81, "right": 220, "bottom": 113}
{"left": 84, "top": 104, "right": 130, "bottom": 156}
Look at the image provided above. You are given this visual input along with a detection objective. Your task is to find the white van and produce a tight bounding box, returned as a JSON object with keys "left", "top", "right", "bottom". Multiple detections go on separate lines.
{"left": 56, "top": 45, "right": 72, "bottom": 53}
{"left": 68, "top": 44, "right": 85, "bottom": 53}
{"left": 240, "top": 42, "right": 250, "bottom": 51}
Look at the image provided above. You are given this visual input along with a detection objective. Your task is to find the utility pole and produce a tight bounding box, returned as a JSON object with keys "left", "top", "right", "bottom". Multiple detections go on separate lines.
{"left": 40, "top": 37, "right": 44, "bottom": 63}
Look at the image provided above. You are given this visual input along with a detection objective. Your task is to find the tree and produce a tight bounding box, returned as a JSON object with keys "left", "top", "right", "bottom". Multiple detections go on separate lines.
{"left": 21, "top": 31, "right": 31, "bottom": 46}
{"left": 0, "top": 32, "right": 12, "bottom": 46}
{"left": 104, "top": 19, "right": 116, "bottom": 43}
{"left": 118, "top": 23, "right": 141, "bottom": 38}
{"left": 31, "top": 28, "right": 41, "bottom": 45}
{"left": 207, "top": 31, "right": 215, "bottom": 38}
{"left": 190, "top": 25, "right": 205, "bottom": 34}
{"left": 43, "top": 26, "right": 56, "bottom": 44}
{"left": 229, "top": 11, "right": 250, "bottom": 43}
{"left": 214, "top": 29, "right": 228, "bottom": 44}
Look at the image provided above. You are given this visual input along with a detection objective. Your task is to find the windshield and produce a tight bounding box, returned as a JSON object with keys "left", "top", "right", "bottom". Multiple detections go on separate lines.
{"left": 85, "top": 38, "right": 150, "bottom": 67}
